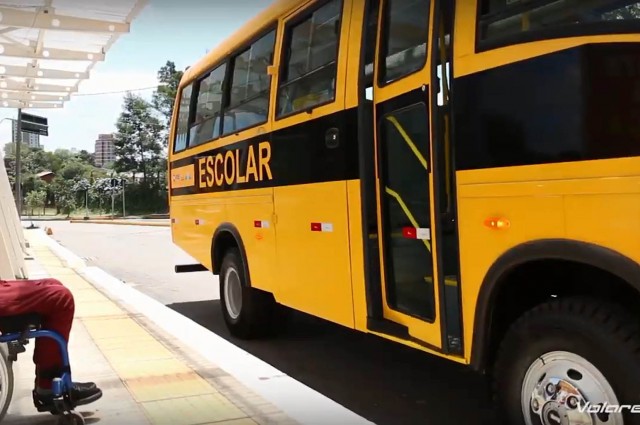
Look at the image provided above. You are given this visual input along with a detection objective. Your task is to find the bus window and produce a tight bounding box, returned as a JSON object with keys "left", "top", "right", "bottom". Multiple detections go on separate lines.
{"left": 173, "top": 83, "right": 193, "bottom": 153}
{"left": 224, "top": 30, "right": 276, "bottom": 135}
{"left": 379, "top": 0, "right": 430, "bottom": 85}
{"left": 479, "top": 0, "right": 640, "bottom": 47}
{"left": 277, "top": 0, "right": 342, "bottom": 117}
{"left": 189, "top": 63, "right": 226, "bottom": 147}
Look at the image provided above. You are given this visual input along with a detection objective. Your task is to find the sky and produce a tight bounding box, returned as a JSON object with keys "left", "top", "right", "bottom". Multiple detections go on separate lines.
{"left": 0, "top": 0, "right": 272, "bottom": 153}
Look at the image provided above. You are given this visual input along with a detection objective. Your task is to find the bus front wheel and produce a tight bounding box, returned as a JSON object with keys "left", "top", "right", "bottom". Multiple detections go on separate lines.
{"left": 493, "top": 297, "right": 640, "bottom": 425}
{"left": 219, "top": 247, "right": 276, "bottom": 339}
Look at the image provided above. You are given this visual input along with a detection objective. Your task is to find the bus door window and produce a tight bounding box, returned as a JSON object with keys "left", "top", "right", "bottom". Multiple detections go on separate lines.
{"left": 379, "top": 0, "right": 429, "bottom": 85}
{"left": 379, "top": 103, "right": 434, "bottom": 319}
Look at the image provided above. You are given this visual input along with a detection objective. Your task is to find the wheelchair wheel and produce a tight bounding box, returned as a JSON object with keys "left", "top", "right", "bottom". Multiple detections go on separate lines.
{"left": 0, "top": 343, "right": 14, "bottom": 422}
{"left": 57, "top": 411, "right": 85, "bottom": 425}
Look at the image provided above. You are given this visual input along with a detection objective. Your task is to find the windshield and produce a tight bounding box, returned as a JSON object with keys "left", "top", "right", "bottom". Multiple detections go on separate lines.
{"left": 479, "top": 0, "right": 640, "bottom": 46}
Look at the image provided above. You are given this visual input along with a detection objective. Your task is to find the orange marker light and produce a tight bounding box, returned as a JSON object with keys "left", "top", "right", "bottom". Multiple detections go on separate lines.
{"left": 484, "top": 217, "right": 511, "bottom": 230}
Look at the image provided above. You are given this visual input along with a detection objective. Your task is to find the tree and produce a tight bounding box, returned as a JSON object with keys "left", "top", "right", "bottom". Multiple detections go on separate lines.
{"left": 3, "top": 142, "right": 30, "bottom": 182}
{"left": 76, "top": 150, "right": 95, "bottom": 166}
{"left": 113, "top": 93, "right": 164, "bottom": 185}
{"left": 57, "top": 194, "right": 76, "bottom": 218}
{"left": 152, "top": 61, "right": 183, "bottom": 135}
{"left": 603, "top": 4, "right": 640, "bottom": 19}
{"left": 49, "top": 177, "right": 73, "bottom": 215}
{"left": 60, "top": 160, "right": 87, "bottom": 180}
{"left": 72, "top": 178, "right": 91, "bottom": 216}
{"left": 24, "top": 148, "right": 50, "bottom": 174}
{"left": 25, "top": 190, "right": 46, "bottom": 217}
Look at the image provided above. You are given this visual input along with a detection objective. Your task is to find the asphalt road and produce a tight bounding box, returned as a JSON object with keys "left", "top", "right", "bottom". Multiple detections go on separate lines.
{"left": 39, "top": 221, "right": 497, "bottom": 425}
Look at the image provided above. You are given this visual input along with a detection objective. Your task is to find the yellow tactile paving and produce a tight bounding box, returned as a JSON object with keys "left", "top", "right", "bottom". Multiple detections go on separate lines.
{"left": 70, "top": 288, "right": 112, "bottom": 303}
{"left": 83, "top": 316, "right": 154, "bottom": 340}
{"left": 30, "top": 250, "right": 61, "bottom": 260}
{"left": 102, "top": 339, "right": 175, "bottom": 363}
{"left": 22, "top": 232, "right": 259, "bottom": 425}
{"left": 42, "top": 265, "right": 75, "bottom": 274}
{"left": 46, "top": 273, "right": 82, "bottom": 282}
{"left": 111, "top": 357, "right": 193, "bottom": 380}
{"left": 141, "top": 393, "right": 247, "bottom": 425}
{"left": 74, "top": 299, "right": 124, "bottom": 318}
{"left": 209, "top": 419, "right": 258, "bottom": 425}
{"left": 53, "top": 274, "right": 96, "bottom": 291}
{"left": 89, "top": 334, "right": 157, "bottom": 352}
{"left": 124, "top": 371, "right": 217, "bottom": 402}
{"left": 99, "top": 337, "right": 175, "bottom": 359}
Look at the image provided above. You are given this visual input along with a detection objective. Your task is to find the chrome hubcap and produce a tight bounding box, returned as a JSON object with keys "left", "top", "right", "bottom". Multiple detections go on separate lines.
{"left": 224, "top": 267, "right": 242, "bottom": 320}
{"left": 522, "top": 351, "right": 623, "bottom": 425}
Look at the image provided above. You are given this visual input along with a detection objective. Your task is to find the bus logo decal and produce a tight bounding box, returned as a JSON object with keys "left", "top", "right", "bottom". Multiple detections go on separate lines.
{"left": 197, "top": 141, "right": 273, "bottom": 190}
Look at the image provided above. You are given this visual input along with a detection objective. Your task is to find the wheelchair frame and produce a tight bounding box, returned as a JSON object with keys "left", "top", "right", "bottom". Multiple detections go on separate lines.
{"left": 0, "top": 315, "right": 85, "bottom": 425}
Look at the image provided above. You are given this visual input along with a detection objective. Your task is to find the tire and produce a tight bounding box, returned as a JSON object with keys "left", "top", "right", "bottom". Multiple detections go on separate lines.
{"left": 0, "top": 343, "right": 14, "bottom": 422}
{"left": 493, "top": 297, "right": 640, "bottom": 425}
{"left": 219, "top": 248, "right": 276, "bottom": 339}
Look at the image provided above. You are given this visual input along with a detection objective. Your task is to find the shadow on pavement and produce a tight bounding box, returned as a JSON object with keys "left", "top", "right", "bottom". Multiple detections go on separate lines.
{"left": 166, "top": 300, "right": 498, "bottom": 425}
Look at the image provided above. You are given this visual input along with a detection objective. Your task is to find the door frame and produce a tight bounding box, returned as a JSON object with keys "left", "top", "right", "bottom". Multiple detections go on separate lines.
{"left": 357, "top": 0, "right": 463, "bottom": 356}
{"left": 429, "top": 0, "right": 464, "bottom": 356}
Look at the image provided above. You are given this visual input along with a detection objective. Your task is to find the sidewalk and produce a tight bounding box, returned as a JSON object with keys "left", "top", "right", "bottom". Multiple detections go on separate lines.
{"left": 67, "top": 219, "right": 169, "bottom": 227}
{"left": 3, "top": 230, "right": 297, "bottom": 425}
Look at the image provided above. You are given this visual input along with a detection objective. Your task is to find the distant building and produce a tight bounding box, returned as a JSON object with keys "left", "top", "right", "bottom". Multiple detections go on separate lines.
{"left": 12, "top": 120, "right": 41, "bottom": 149}
{"left": 94, "top": 133, "right": 115, "bottom": 168}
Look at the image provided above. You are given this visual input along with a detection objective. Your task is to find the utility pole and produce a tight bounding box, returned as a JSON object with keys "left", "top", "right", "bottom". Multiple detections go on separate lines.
{"left": 14, "top": 109, "right": 22, "bottom": 217}
{"left": 85, "top": 189, "right": 89, "bottom": 220}
{"left": 110, "top": 173, "right": 116, "bottom": 219}
{"left": 122, "top": 179, "right": 126, "bottom": 218}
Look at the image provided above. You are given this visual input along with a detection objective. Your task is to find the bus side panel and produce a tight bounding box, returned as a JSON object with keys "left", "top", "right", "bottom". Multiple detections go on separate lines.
{"left": 274, "top": 181, "right": 355, "bottom": 328}
{"left": 170, "top": 195, "right": 227, "bottom": 271}
{"left": 224, "top": 191, "right": 276, "bottom": 293}
{"left": 455, "top": 179, "right": 566, "bottom": 362}
{"left": 560, "top": 174, "right": 640, "bottom": 268}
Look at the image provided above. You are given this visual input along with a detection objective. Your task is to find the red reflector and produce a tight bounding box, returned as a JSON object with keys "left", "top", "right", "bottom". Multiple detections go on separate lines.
{"left": 254, "top": 220, "right": 262, "bottom": 228}
{"left": 311, "top": 222, "right": 321, "bottom": 232}
{"left": 402, "top": 227, "right": 416, "bottom": 239}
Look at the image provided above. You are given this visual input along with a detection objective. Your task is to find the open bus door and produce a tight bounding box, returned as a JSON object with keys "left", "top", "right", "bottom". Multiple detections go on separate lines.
{"left": 359, "top": 0, "right": 462, "bottom": 355}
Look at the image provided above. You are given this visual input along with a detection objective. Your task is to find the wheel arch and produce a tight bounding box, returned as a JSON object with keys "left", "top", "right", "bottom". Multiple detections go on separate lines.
{"left": 470, "top": 238, "right": 640, "bottom": 372}
{"left": 211, "top": 223, "right": 251, "bottom": 286}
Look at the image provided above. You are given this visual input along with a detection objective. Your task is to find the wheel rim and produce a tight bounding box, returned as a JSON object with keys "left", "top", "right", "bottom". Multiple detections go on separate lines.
{"left": 521, "top": 351, "right": 622, "bottom": 425}
{"left": 224, "top": 267, "right": 242, "bottom": 320}
{"left": 0, "top": 347, "right": 11, "bottom": 414}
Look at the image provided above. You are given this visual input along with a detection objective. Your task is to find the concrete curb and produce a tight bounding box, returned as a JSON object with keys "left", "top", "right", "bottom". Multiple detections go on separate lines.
{"left": 37, "top": 229, "right": 372, "bottom": 425}
{"left": 69, "top": 220, "right": 169, "bottom": 227}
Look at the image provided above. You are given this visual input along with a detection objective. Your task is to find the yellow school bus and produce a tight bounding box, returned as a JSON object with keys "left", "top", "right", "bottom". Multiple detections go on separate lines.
{"left": 168, "top": 0, "right": 640, "bottom": 422}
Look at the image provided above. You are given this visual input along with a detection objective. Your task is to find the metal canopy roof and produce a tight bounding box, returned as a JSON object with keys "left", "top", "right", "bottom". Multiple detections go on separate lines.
{"left": 0, "top": 0, "right": 148, "bottom": 109}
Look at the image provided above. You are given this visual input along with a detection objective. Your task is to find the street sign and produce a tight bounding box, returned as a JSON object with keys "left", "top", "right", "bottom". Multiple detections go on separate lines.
{"left": 110, "top": 178, "right": 126, "bottom": 187}
{"left": 20, "top": 112, "right": 48, "bottom": 136}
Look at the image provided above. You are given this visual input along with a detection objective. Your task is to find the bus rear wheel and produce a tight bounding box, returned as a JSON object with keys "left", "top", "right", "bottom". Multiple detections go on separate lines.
{"left": 493, "top": 297, "right": 640, "bottom": 425}
{"left": 219, "top": 247, "right": 276, "bottom": 339}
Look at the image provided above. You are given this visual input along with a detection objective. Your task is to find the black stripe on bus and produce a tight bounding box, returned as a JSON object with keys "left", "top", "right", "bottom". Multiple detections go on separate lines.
{"left": 454, "top": 42, "right": 640, "bottom": 171}
{"left": 170, "top": 108, "right": 359, "bottom": 196}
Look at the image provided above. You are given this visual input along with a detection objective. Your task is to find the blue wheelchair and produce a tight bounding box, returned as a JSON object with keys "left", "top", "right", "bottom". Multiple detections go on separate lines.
{"left": 0, "top": 313, "right": 85, "bottom": 424}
